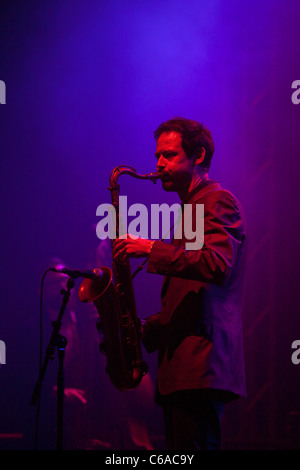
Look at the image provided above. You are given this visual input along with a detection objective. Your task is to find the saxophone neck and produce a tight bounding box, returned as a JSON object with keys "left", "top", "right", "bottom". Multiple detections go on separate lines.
{"left": 109, "top": 165, "right": 160, "bottom": 191}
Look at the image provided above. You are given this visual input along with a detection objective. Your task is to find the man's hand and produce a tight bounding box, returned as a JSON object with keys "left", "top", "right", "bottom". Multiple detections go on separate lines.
{"left": 112, "top": 234, "right": 153, "bottom": 260}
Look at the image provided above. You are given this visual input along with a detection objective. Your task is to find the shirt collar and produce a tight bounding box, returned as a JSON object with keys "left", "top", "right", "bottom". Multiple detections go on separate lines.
{"left": 181, "top": 177, "right": 218, "bottom": 205}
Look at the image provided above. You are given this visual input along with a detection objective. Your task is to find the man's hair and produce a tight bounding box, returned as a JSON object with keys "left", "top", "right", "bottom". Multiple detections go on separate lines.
{"left": 154, "top": 117, "right": 214, "bottom": 170}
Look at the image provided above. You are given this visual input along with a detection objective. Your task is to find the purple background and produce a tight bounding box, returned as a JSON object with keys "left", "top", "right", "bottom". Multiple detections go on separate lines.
{"left": 0, "top": 0, "right": 300, "bottom": 450}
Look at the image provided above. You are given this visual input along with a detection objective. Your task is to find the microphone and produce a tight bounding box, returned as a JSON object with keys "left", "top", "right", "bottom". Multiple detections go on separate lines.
{"left": 50, "top": 266, "right": 102, "bottom": 280}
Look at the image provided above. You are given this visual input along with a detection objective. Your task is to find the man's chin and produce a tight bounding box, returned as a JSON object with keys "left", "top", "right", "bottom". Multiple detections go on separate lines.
{"left": 161, "top": 181, "right": 175, "bottom": 192}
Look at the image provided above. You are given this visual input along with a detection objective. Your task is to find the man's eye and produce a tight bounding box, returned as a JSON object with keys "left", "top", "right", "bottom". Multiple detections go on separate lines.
{"left": 155, "top": 152, "right": 176, "bottom": 160}
{"left": 164, "top": 152, "right": 176, "bottom": 159}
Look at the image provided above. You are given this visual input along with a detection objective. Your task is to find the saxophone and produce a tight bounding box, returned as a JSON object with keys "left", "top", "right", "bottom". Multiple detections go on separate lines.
{"left": 78, "top": 166, "right": 159, "bottom": 391}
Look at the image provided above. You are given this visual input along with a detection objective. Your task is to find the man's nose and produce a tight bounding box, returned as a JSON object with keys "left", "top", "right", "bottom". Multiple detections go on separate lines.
{"left": 156, "top": 155, "right": 165, "bottom": 170}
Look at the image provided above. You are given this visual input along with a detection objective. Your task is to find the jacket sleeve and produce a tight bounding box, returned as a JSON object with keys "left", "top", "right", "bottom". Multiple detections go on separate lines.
{"left": 141, "top": 312, "right": 162, "bottom": 353}
{"left": 147, "top": 190, "right": 246, "bottom": 284}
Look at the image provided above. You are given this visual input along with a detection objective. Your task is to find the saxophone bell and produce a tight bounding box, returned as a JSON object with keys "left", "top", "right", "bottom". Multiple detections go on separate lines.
{"left": 78, "top": 267, "right": 112, "bottom": 303}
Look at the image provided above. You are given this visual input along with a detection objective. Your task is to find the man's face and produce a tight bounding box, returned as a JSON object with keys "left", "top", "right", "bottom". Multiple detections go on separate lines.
{"left": 155, "top": 131, "right": 194, "bottom": 195}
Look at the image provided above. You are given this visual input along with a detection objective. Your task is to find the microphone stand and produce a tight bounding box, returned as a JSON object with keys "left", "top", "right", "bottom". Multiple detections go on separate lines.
{"left": 31, "top": 276, "right": 75, "bottom": 450}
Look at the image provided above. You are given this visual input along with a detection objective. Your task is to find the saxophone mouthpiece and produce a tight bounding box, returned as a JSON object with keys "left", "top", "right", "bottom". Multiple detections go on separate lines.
{"left": 148, "top": 172, "right": 161, "bottom": 182}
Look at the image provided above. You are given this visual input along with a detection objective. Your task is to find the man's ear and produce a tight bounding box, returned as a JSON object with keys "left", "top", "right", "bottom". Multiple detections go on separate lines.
{"left": 194, "top": 147, "right": 205, "bottom": 166}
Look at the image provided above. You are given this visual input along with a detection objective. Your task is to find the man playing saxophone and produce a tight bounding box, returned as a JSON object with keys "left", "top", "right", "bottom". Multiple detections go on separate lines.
{"left": 112, "top": 117, "right": 247, "bottom": 451}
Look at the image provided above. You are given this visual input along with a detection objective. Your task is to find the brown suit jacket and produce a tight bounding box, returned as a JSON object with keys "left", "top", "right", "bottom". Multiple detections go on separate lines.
{"left": 143, "top": 179, "right": 247, "bottom": 403}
